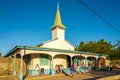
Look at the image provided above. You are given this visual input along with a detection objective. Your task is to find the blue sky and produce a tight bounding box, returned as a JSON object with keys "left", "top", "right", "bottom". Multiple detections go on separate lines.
{"left": 0, "top": 0, "right": 120, "bottom": 56}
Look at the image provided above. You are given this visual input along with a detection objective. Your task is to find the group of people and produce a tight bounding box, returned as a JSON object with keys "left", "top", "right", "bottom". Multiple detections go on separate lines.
{"left": 34, "top": 64, "right": 44, "bottom": 75}
{"left": 70, "top": 63, "right": 83, "bottom": 78}
{"left": 70, "top": 62, "right": 94, "bottom": 78}
{"left": 35, "top": 61, "right": 112, "bottom": 77}
{"left": 101, "top": 63, "right": 113, "bottom": 71}
{"left": 55, "top": 64, "right": 64, "bottom": 73}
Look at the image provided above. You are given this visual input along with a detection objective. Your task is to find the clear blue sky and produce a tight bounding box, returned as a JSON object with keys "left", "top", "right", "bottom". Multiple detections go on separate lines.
{"left": 0, "top": 0, "right": 120, "bottom": 56}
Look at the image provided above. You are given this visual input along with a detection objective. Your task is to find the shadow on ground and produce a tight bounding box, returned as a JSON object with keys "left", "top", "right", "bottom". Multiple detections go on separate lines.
{"left": 83, "top": 69, "right": 120, "bottom": 80}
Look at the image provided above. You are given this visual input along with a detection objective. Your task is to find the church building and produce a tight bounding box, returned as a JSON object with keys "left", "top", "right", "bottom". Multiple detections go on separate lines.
{"left": 5, "top": 4, "right": 107, "bottom": 80}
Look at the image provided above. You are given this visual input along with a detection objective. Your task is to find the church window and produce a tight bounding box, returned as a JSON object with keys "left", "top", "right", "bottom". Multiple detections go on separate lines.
{"left": 40, "top": 54, "right": 49, "bottom": 65}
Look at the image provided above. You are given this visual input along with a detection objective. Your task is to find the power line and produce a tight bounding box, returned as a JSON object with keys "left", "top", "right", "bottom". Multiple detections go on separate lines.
{"left": 98, "top": 0, "right": 114, "bottom": 12}
{"left": 78, "top": 0, "right": 120, "bottom": 32}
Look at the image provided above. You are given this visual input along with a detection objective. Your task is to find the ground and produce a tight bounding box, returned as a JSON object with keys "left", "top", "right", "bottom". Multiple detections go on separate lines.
{"left": 0, "top": 70, "right": 120, "bottom": 80}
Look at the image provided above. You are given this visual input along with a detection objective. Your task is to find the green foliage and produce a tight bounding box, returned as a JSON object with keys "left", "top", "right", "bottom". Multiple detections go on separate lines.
{"left": 109, "top": 40, "right": 120, "bottom": 60}
{"left": 75, "top": 39, "right": 120, "bottom": 60}
{"left": 78, "top": 41, "right": 85, "bottom": 51}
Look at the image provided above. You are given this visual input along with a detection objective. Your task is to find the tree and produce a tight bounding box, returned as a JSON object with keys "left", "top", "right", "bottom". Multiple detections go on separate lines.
{"left": 97, "top": 39, "right": 113, "bottom": 54}
{"left": 109, "top": 40, "right": 120, "bottom": 60}
{"left": 116, "top": 40, "right": 120, "bottom": 50}
{"left": 76, "top": 39, "right": 113, "bottom": 53}
{"left": 85, "top": 41, "right": 98, "bottom": 53}
{"left": 75, "top": 41, "right": 85, "bottom": 51}
{"left": 75, "top": 39, "right": 120, "bottom": 60}
{"left": 79, "top": 41, "right": 85, "bottom": 51}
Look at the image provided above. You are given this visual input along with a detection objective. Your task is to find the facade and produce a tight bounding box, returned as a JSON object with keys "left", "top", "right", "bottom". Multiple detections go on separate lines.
{"left": 5, "top": 4, "right": 107, "bottom": 80}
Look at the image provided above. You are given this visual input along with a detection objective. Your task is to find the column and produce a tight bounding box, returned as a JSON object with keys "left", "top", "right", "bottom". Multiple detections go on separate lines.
{"left": 51, "top": 57, "right": 54, "bottom": 75}
{"left": 85, "top": 58, "right": 88, "bottom": 68}
{"left": 95, "top": 58, "right": 98, "bottom": 70}
{"left": 19, "top": 55, "right": 23, "bottom": 80}
{"left": 104, "top": 58, "right": 106, "bottom": 66}
{"left": 13, "top": 56, "right": 16, "bottom": 75}
{"left": 70, "top": 56, "right": 73, "bottom": 66}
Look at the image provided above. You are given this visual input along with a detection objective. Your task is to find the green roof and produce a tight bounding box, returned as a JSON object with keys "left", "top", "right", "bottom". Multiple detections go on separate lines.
{"left": 5, "top": 45, "right": 108, "bottom": 57}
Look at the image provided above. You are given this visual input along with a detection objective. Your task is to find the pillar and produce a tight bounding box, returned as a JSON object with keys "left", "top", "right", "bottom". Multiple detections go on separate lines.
{"left": 95, "top": 58, "right": 98, "bottom": 70}
{"left": 13, "top": 56, "right": 16, "bottom": 75}
{"left": 19, "top": 55, "right": 23, "bottom": 80}
{"left": 51, "top": 57, "right": 54, "bottom": 75}
{"left": 85, "top": 57, "right": 88, "bottom": 68}
{"left": 104, "top": 58, "right": 106, "bottom": 66}
{"left": 70, "top": 56, "right": 73, "bottom": 66}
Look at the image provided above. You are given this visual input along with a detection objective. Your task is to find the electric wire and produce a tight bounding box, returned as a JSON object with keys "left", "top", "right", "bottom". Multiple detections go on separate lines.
{"left": 79, "top": 0, "right": 120, "bottom": 32}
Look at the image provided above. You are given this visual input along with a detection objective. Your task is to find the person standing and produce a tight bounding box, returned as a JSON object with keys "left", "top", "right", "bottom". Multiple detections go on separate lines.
{"left": 109, "top": 63, "right": 113, "bottom": 71}
{"left": 77, "top": 65, "right": 80, "bottom": 74}
{"left": 34, "top": 64, "right": 41, "bottom": 75}
{"left": 70, "top": 65, "right": 74, "bottom": 78}
{"left": 55, "top": 64, "right": 58, "bottom": 73}
{"left": 73, "top": 62, "right": 77, "bottom": 72}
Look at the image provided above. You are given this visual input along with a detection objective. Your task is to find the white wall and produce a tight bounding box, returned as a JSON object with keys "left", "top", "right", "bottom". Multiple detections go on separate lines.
{"left": 41, "top": 39, "right": 74, "bottom": 50}
{"left": 53, "top": 55, "right": 67, "bottom": 68}
{"left": 31, "top": 54, "right": 51, "bottom": 69}
{"left": 52, "top": 27, "right": 65, "bottom": 40}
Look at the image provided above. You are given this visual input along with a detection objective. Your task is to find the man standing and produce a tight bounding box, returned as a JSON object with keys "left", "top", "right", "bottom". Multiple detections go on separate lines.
{"left": 34, "top": 64, "right": 41, "bottom": 75}
{"left": 109, "top": 63, "right": 113, "bottom": 71}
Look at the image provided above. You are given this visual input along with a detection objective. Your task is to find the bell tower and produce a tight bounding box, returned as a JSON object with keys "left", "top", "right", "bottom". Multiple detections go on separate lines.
{"left": 51, "top": 3, "right": 66, "bottom": 40}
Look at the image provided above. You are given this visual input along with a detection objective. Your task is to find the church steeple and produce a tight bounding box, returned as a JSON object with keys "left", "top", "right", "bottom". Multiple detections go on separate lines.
{"left": 51, "top": 3, "right": 66, "bottom": 30}
{"left": 51, "top": 3, "right": 66, "bottom": 40}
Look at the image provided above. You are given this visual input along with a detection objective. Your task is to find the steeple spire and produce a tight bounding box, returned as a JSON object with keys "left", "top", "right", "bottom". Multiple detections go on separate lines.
{"left": 51, "top": 3, "right": 66, "bottom": 30}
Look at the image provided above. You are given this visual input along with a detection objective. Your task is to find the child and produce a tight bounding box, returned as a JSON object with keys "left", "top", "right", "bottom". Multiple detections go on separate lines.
{"left": 77, "top": 65, "right": 80, "bottom": 74}
{"left": 70, "top": 65, "right": 74, "bottom": 78}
